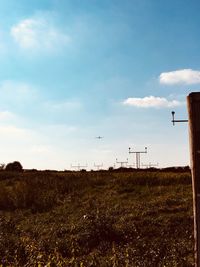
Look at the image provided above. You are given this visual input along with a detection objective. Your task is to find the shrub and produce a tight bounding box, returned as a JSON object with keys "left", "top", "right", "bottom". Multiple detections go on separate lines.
{"left": 5, "top": 161, "right": 23, "bottom": 172}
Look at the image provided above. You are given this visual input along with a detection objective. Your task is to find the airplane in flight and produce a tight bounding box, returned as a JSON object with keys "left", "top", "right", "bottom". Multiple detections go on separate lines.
{"left": 95, "top": 136, "right": 104, "bottom": 139}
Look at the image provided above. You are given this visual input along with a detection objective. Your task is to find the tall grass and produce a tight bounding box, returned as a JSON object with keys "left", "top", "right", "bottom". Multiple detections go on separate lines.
{"left": 0, "top": 170, "right": 194, "bottom": 266}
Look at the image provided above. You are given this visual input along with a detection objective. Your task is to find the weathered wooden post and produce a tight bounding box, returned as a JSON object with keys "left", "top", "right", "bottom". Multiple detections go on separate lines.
{"left": 187, "top": 92, "right": 200, "bottom": 267}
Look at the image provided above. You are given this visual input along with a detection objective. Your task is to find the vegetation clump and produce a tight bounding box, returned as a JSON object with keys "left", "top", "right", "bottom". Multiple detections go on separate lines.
{"left": 0, "top": 169, "right": 194, "bottom": 266}
{"left": 5, "top": 161, "right": 23, "bottom": 172}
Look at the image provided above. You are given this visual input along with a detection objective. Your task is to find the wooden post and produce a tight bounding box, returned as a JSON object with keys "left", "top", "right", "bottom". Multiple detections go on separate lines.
{"left": 187, "top": 92, "right": 200, "bottom": 266}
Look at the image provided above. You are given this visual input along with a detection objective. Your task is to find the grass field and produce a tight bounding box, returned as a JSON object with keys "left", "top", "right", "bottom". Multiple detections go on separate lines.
{"left": 0, "top": 169, "right": 194, "bottom": 266}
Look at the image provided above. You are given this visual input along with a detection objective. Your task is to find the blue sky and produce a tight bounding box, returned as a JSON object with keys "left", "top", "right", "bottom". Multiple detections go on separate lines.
{"left": 0, "top": 0, "right": 199, "bottom": 170}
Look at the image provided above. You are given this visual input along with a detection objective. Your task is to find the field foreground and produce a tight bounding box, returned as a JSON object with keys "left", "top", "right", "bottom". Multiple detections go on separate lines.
{"left": 0, "top": 169, "right": 194, "bottom": 266}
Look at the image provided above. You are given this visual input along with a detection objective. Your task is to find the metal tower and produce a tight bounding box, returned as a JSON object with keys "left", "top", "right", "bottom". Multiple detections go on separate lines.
{"left": 116, "top": 158, "right": 128, "bottom": 168}
{"left": 129, "top": 147, "right": 147, "bottom": 169}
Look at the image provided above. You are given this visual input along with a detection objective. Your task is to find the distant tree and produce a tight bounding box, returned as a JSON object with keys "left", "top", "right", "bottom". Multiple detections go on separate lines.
{"left": 5, "top": 161, "right": 23, "bottom": 172}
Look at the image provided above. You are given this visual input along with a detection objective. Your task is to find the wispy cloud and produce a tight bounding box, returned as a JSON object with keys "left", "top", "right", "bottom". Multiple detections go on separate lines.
{"left": 123, "top": 96, "right": 183, "bottom": 108}
{"left": 159, "top": 69, "right": 200, "bottom": 85}
{"left": 11, "top": 17, "right": 71, "bottom": 52}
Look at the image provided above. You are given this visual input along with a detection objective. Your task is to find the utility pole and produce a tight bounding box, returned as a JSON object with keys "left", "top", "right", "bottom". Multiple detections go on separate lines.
{"left": 171, "top": 97, "right": 200, "bottom": 266}
{"left": 129, "top": 147, "right": 147, "bottom": 169}
{"left": 116, "top": 158, "right": 128, "bottom": 168}
{"left": 187, "top": 93, "right": 200, "bottom": 267}
{"left": 71, "top": 163, "right": 88, "bottom": 171}
{"left": 94, "top": 163, "right": 103, "bottom": 170}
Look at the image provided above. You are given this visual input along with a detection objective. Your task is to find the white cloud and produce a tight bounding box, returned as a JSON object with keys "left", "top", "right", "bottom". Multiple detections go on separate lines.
{"left": 123, "top": 96, "right": 183, "bottom": 108}
{"left": 11, "top": 17, "right": 71, "bottom": 51}
{"left": 159, "top": 69, "right": 200, "bottom": 85}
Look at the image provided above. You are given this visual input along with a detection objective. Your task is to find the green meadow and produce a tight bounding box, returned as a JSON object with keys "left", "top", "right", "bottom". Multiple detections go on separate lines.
{"left": 0, "top": 169, "right": 194, "bottom": 266}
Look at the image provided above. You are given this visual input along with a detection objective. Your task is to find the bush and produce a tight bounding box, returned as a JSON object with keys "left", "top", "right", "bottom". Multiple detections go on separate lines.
{"left": 5, "top": 161, "right": 23, "bottom": 172}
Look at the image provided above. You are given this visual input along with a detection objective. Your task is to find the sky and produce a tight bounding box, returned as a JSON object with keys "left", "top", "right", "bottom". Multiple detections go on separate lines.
{"left": 0, "top": 0, "right": 199, "bottom": 170}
